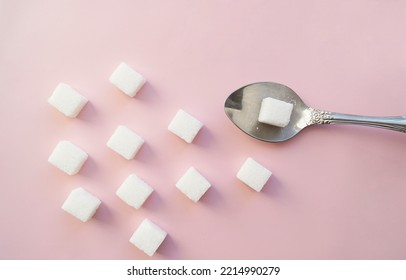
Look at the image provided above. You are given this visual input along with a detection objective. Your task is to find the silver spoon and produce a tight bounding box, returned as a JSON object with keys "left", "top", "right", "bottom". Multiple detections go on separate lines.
{"left": 224, "top": 82, "right": 406, "bottom": 142}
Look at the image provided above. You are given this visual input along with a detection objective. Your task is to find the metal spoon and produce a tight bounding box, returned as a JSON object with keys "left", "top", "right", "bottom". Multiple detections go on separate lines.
{"left": 224, "top": 82, "right": 406, "bottom": 142}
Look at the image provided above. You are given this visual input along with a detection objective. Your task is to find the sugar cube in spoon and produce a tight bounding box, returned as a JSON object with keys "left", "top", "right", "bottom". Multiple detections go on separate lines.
{"left": 258, "top": 97, "right": 293, "bottom": 127}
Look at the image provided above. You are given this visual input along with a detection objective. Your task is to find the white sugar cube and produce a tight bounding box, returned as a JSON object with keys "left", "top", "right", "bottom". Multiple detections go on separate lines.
{"left": 48, "top": 83, "right": 88, "bottom": 118}
{"left": 168, "top": 109, "right": 203, "bottom": 143}
{"left": 48, "top": 141, "right": 88, "bottom": 175}
{"left": 106, "top": 125, "right": 144, "bottom": 160}
{"left": 176, "top": 167, "right": 211, "bottom": 202}
{"left": 237, "top": 157, "right": 272, "bottom": 192}
{"left": 258, "top": 97, "right": 293, "bottom": 127}
{"left": 109, "top": 62, "right": 146, "bottom": 97}
{"left": 130, "top": 219, "right": 167, "bottom": 257}
{"left": 62, "top": 187, "right": 101, "bottom": 222}
{"left": 116, "top": 174, "right": 154, "bottom": 209}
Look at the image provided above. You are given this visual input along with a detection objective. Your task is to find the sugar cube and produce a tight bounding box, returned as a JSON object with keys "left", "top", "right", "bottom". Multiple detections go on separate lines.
{"left": 176, "top": 167, "right": 211, "bottom": 202}
{"left": 109, "top": 62, "right": 146, "bottom": 97}
{"left": 237, "top": 157, "right": 272, "bottom": 192}
{"left": 48, "top": 83, "right": 88, "bottom": 118}
{"left": 61, "top": 187, "right": 101, "bottom": 222}
{"left": 48, "top": 141, "right": 88, "bottom": 175}
{"left": 106, "top": 125, "right": 144, "bottom": 160}
{"left": 168, "top": 109, "right": 203, "bottom": 143}
{"left": 130, "top": 219, "right": 167, "bottom": 257}
{"left": 258, "top": 97, "right": 293, "bottom": 127}
{"left": 116, "top": 174, "right": 154, "bottom": 209}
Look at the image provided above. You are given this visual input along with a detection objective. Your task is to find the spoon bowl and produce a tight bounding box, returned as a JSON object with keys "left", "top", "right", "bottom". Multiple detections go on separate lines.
{"left": 224, "top": 82, "right": 406, "bottom": 142}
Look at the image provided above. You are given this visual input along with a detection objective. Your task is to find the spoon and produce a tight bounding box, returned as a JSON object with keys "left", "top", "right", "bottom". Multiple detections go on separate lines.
{"left": 224, "top": 82, "right": 406, "bottom": 142}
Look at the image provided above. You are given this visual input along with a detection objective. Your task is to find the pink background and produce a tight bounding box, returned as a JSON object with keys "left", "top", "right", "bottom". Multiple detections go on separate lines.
{"left": 1, "top": 0, "right": 406, "bottom": 260}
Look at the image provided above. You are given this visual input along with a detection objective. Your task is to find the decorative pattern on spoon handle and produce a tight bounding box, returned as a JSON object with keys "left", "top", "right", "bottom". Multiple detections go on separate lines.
{"left": 309, "top": 109, "right": 406, "bottom": 132}
{"left": 309, "top": 109, "right": 333, "bottom": 125}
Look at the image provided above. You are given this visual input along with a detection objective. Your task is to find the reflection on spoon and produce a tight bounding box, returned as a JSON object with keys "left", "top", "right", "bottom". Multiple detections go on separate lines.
{"left": 224, "top": 82, "right": 406, "bottom": 142}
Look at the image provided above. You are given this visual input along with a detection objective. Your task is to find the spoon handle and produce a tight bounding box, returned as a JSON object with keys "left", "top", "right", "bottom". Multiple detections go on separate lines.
{"left": 310, "top": 109, "right": 406, "bottom": 133}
